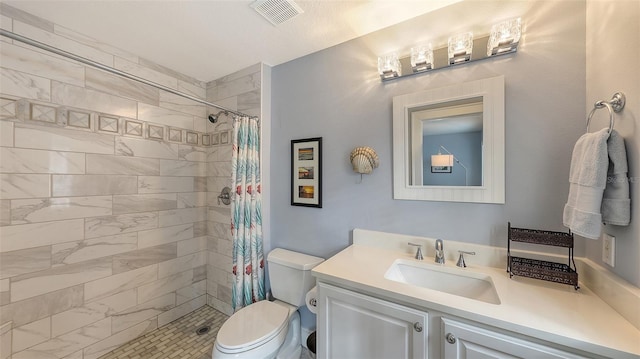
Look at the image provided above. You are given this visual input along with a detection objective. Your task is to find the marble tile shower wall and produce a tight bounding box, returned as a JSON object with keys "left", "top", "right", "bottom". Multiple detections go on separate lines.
{"left": 204, "top": 64, "right": 262, "bottom": 317}
{"left": 0, "top": 5, "right": 234, "bottom": 359}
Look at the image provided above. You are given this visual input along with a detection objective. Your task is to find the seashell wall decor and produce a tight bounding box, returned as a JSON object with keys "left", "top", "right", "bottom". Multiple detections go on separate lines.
{"left": 350, "top": 146, "right": 380, "bottom": 175}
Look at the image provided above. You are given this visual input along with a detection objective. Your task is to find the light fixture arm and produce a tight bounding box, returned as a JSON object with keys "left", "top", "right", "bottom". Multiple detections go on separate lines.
{"left": 439, "top": 145, "right": 468, "bottom": 186}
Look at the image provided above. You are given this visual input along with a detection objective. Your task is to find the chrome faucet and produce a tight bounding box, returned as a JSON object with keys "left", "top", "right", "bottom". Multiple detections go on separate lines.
{"left": 456, "top": 251, "right": 476, "bottom": 268}
{"left": 408, "top": 242, "right": 423, "bottom": 260}
{"left": 435, "top": 239, "right": 445, "bottom": 264}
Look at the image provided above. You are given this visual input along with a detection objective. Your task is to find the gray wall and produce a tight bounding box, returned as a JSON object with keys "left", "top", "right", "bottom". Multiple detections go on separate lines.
{"left": 584, "top": 0, "right": 639, "bottom": 285}
{"left": 271, "top": 2, "right": 590, "bottom": 264}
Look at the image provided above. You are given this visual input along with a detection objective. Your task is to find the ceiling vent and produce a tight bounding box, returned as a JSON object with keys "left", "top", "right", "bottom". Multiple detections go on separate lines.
{"left": 251, "top": 0, "right": 304, "bottom": 26}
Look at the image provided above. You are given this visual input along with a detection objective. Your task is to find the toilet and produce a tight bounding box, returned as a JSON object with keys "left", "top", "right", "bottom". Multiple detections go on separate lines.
{"left": 212, "top": 248, "right": 324, "bottom": 359}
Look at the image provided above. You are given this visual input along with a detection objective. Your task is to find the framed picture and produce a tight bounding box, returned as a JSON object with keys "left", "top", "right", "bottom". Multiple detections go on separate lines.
{"left": 291, "top": 137, "right": 322, "bottom": 208}
{"left": 431, "top": 166, "right": 452, "bottom": 173}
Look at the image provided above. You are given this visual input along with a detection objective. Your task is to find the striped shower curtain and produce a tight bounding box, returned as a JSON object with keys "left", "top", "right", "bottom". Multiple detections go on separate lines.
{"left": 230, "top": 115, "right": 265, "bottom": 311}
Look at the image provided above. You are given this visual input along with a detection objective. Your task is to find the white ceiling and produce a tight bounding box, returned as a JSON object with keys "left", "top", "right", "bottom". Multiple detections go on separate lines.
{"left": 5, "top": 0, "right": 462, "bottom": 82}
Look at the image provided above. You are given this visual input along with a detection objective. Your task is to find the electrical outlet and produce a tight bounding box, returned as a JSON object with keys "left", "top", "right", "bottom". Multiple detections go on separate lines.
{"left": 602, "top": 233, "right": 615, "bottom": 267}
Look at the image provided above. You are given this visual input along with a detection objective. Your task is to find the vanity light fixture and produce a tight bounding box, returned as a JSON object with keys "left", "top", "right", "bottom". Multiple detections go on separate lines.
{"left": 448, "top": 32, "right": 474, "bottom": 65}
{"left": 487, "top": 18, "right": 521, "bottom": 56}
{"left": 411, "top": 44, "right": 434, "bottom": 73}
{"left": 377, "top": 53, "right": 401, "bottom": 80}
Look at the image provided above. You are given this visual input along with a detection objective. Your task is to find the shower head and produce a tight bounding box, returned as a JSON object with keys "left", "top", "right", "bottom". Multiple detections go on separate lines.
{"left": 208, "top": 110, "right": 229, "bottom": 123}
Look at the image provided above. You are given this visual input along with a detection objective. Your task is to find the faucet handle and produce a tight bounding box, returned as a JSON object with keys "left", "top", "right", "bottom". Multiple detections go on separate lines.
{"left": 456, "top": 251, "right": 476, "bottom": 268}
{"left": 408, "top": 242, "right": 424, "bottom": 260}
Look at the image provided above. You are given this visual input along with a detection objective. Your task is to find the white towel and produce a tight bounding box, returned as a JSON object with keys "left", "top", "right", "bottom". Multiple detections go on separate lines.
{"left": 601, "top": 130, "right": 630, "bottom": 225}
{"left": 563, "top": 128, "right": 610, "bottom": 239}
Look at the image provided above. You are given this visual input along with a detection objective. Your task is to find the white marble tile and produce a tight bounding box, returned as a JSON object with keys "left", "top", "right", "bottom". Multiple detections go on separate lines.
{"left": 0, "top": 218, "right": 84, "bottom": 253}
{"left": 52, "top": 174, "right": 137, "bottom": 197}
{"left": 51, "top": 289, "right": 136, "bottom": 338}
{"left": 0, "top": 173, "right": 49, "bottom": 199}
{"left": 12, "top": 316, "right": 50, "bottom": 353}
{"left": 10, "top": 196, "right": 112, "bottom": 224}
{"left": 0, "top": 278, "right": 9, "bottom": 305}
{"left": 208, "top": 295, "right": 233, "bottom": 316}
{"left": 114, "top": 57, "right": 178, "bottom": 90}
{"left": 85, "top": 154, "right": 159, "bottom": 175}
{"left": 0, "top": 246, "right": 51, "bottom": 280}
{"left": 159, "top": 91, "right": 206, "bottom": 118}
{"left": 177, "top": 236, "right": 208, "bottom": 257}
{"left": 115, "top": 136, "right": 179, "bottom": 160}
{"left": 178, "top": 144, "right": 207, "bottom": 162}
{"left": 86, "top": 68, "right": 159, "bottom": 106}
{"left": 13, "top": 317, "right": 111, "bottom": 359}
{"left": 0, "top": 200, "right": 9, "bottom": 227}
{"left": 137, "top": 269, "right": 193, "bottom": 304}
{"left": 111, "top": 243, "right": 177, "bottom": 274}
{"left": 137, "top": 102, "right": 195, "bottom": 130}
{"left": 176, "top": 280, "right": 206, "bottom": 306}
{"left": 15, "top": 122, "right": 114, "bottom": 155}
{"left": 82, "top": 318, "right": 156, "bottom": 359}
{"left": 0, "top": 13, "right": 12, "bottom": 32}
{"left": 14, "top": 20, "right": 113, "bottom": 67}
{"left": 0, "top": 121, "right": 13, "bottom": 147}
{"left": 137, "top": 223, "right": 193, "bottom": 249}
{"left": 212, "top": 71, "right": 260, "bottom": 101}
{"left": 111, "top": 292, "right": 174, "bottom": 333}
{"left": 0, "top": 3, "right": 54, "bottom": 32}
{"left": 85, "top": 212, "right": 158, "bottom": 239}
{"left": 159, "top": 159, "right": 206, "bottom": 176}
{"left": 112, "top": 193, "right": 177, "bottom": 215}
{"left": 158, "top": 251, "right": 207, "bottom": 279}
{"left": 52, "top": 81, "right": 137, "bottom": 118}
{"left": 83, "top": 264, "right": 157, "bottom": 303}
{"left": 137, "top": 176, "right": 194, "bottom": 194}
{"left": 178, "top": 80, "right": 206, "bottom": 100}
{"left": 0, "top": 42, "right": 84, "bottom": 87}
{"left": 177, "top": 192, "right": 207, "bottom": 209}
{"left": 0, "top": 67, "right": 51, "bottom": 101}
{"left": 0, "top": 285, "right": 84, "bottom": 328}
{"left": 10, "top": 257, "right": 112, "bottom": 302}
{"left": 158, "top": 207, "right": 207, "bottom": 228}
{"left": 62, "top": 350, "right": 83, "bottom": 359}
{"left": 208, "top": 206, "right": 231, "bottom": 224}
{"left": 157, "top": 295, "right": 206, "bottom": 327}
{"left": 0, "top": 321, "right": 11, "bottom": 359}
{"left": 53, "top": 24, "right": 136, "bottom": 63}
{"left": 52, "top": 232, "right": 138, "bottom": 266}
{"left": 208, "top": 251, "right": 232, "bottom": 271}
{"left": 0, "top": 147, "right": 85, "bottom": 174}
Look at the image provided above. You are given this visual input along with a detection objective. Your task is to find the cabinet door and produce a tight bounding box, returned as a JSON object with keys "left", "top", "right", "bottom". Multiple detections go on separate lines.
{"left": 442, "top": 318, "right": 588, "bottom": 359}
{"left": 317, "top": 283, "right": 428, "bottom": 359}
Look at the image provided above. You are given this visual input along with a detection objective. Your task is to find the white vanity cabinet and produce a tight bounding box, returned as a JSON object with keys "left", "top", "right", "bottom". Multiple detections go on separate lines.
{"left": 441, "top": 318, "right": 590, "bottom": 359}
{"left": 317, "top": 283, "right": 428, "bottom": 359}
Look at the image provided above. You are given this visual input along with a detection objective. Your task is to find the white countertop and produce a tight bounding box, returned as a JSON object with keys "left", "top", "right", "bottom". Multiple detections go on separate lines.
{"left": 312, "top": 243, "right": 640, "bottom": 358}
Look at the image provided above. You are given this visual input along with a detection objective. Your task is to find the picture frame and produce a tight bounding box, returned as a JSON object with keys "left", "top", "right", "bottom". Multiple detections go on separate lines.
{"left": 431, "top": 166, "right": 452, "bottom": 173}
{"left": 291, "top": 137, "right": 322, "bottom": 208}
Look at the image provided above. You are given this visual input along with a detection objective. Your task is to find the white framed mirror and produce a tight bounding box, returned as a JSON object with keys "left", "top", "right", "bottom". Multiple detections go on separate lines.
{"left": 393, "top": 76, "right": 505, "bottom": 203}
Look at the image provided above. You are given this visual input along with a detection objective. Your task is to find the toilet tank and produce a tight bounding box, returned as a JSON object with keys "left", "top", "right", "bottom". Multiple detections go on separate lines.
{"left": 267, "top": 248, "right": 324, "bottom": 307}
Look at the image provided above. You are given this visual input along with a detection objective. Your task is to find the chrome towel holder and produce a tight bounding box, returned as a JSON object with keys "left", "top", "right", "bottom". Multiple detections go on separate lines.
{"left": 586, "top": 92, "right": 626, "bottom": 134}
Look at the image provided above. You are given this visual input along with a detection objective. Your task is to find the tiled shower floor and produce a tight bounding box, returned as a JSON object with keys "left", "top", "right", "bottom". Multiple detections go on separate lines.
{"left": 97, "top": 305, "right": 315, "bottom": 359}
{"left": 98, "top": 305, "right": 227, "bottom": 359}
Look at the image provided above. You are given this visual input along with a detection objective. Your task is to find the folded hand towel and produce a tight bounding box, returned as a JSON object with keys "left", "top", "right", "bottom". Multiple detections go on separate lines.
{"left": 602, "top": 130, "right": 631, "bottom": 225}
{"left": 563, "top": 128, "right": 610, "bottom": 239}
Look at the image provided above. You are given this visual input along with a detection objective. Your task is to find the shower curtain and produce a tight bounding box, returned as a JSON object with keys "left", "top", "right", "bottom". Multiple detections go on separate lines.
{"left": 230, "top": 115, "right": 265, "bottom": 311}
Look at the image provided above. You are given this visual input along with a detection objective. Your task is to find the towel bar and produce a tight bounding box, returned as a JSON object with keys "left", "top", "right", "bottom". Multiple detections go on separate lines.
{"left": 586, "top": 92, "right": 625, "bottom": 134}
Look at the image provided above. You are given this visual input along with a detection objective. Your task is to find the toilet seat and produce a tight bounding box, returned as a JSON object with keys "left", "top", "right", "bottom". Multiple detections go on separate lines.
{"left": 215, "top": 300, "right": 290, "bottom": 354}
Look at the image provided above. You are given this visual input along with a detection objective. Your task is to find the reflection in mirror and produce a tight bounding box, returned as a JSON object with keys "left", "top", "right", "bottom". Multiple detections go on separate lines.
{"left": 409, "top": 98, "right": 483, "bottom": 186}
{"left": 392, "top": 75, "right": 504, "bottom": 204}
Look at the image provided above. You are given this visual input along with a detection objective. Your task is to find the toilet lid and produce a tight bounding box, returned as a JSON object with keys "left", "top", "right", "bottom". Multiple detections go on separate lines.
{"left": 216, "top": 300, "right": 289, "bottom": 351}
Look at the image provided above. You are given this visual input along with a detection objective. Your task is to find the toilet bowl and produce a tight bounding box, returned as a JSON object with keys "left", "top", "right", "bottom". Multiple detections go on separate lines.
{"left": 212, "top": 249, "right": 324, "bottom": 359}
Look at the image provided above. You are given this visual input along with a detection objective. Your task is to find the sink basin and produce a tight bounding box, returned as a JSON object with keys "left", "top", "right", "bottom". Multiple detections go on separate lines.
{"left": 384, "top": 259, "right": 501, "bottom": 304}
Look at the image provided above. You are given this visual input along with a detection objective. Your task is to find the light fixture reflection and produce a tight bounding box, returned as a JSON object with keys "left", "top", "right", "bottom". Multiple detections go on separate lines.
{"left": 487, "top": 18, "right": 521, "bottom": 56}
{"left": 448, "top": 32, "right": 473, "bottom": 65}
{"left": 377, "top": 53, "right": 401, "bottom": 79}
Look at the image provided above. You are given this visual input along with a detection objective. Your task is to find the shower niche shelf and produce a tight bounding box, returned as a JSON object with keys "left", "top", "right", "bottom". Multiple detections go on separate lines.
{"left": 507, "top": 222, "right": 579, "bottom": 290}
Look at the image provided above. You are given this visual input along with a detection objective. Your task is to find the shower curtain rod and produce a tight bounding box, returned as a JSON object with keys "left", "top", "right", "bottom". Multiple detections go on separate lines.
{"left": 0, "top": 29, "right": 250, "bottom": 118}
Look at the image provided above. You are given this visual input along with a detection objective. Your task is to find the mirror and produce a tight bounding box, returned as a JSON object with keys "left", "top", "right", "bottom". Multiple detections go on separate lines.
{"left": 393, "top": 76, "right": 505, "bottom": 203}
